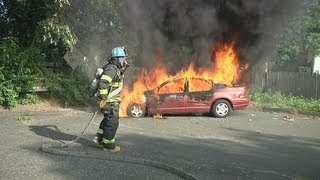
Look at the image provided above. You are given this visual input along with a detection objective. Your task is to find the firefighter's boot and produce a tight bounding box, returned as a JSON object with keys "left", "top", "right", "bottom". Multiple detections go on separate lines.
{"left": 103, "top": 145, "right": 121, "bottom": 152}
{"left": 102, "top": 138, "right": 120, "bottom": 152}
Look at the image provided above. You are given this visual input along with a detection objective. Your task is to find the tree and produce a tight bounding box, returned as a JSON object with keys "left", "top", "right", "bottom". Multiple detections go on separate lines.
{"left": 0, "top": 0, "right": 79, "bottom": 108}
{"left": 62, "top": 0, "right": 138, "bottom": 68}
{"left": 33, "top": 0, "right": 77, "bottom": 68}
{"left": 1, "top": 0, "right": 77, "bottom": 63}
{"left": 275, "top": 0, "right": 320, "bottom": 71}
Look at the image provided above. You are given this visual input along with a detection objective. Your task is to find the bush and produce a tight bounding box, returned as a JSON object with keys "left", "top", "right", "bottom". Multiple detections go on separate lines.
{"left": 44, "top": 67, "right": 91, "bottom": 107}
{"left": 0, "top": 37, "right": 41, "bottom": 108}
{"left": 250, "top": 89, "right": 320, "bottom": 112}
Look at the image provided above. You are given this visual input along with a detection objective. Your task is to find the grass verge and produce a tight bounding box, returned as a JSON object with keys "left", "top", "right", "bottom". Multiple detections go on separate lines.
{"left": 249, "top": 90, "right": 320, "bottom": 112}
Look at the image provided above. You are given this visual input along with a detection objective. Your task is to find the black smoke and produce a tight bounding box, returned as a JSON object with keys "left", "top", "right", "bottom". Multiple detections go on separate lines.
{"left": 120, "top": 0, "right": 303, "bottom": 72}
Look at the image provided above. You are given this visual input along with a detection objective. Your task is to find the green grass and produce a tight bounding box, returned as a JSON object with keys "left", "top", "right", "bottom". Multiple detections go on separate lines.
{"left": 15, "top": 114, "right": 33, "bottom": 123}
{"left": 249, "top": 90, "right": 320, "bottom": 112}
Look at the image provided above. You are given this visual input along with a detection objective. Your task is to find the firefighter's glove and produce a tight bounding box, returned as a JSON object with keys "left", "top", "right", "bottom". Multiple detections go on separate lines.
{"left": 99, "top": 100, "right": 107, "bottom": 109}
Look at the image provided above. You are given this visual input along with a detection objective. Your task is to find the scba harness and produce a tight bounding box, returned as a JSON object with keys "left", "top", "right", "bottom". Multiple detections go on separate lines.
{"left": 99, "top": 63, "right": 123, "bottom": 103}
{"left": 93, "top": 63, "right": 123, "bottom": 115}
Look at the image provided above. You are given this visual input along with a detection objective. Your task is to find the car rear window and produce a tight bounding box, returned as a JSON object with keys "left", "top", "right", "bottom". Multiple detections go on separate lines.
{"left": 189, "top": 79, "right": 212, "bottom": 92}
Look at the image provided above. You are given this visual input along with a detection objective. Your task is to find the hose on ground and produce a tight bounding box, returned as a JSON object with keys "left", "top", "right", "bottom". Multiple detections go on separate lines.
{"left": 40, "top": 142, "right": 197, "bottom": 180}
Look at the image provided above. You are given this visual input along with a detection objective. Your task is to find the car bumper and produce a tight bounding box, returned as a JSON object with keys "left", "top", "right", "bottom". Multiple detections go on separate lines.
{"left": 232, "top": 98, "right": 250, "bottom": 110}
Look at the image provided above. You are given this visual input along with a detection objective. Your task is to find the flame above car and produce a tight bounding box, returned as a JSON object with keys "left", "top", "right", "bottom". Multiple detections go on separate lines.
{"left": 120, "top": 41, "right": 247, "bottom": 117}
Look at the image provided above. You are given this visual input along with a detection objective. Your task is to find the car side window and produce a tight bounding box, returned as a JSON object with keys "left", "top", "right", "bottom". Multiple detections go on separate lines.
{"left": 188, "top": 79, "right": 212, "bottom": 92}
{"left": 158, "top": 79, "right": 185, "bottom": 94}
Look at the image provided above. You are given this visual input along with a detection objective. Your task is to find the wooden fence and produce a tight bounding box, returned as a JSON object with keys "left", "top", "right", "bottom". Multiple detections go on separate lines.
{"left": 249, "top": 70, "right": 320, "bottom": 99}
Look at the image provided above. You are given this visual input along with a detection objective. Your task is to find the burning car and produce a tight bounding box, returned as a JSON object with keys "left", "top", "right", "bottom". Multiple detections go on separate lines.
{"left": 127, "top": 77, "right": 250, "bottom": 118}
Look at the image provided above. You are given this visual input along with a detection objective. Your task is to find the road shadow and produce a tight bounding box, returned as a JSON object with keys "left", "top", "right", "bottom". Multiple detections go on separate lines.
{"left": 116, "top": 130, "right": 320, "bottom": 179}
{"left": 24, "top": 125, "right": 320, "bottom": 180}
{"left": 28, "top": 125, "right": 93, "bottom": 146}
{"left": 220, "top": 127, "right": 320, "bottom": 177}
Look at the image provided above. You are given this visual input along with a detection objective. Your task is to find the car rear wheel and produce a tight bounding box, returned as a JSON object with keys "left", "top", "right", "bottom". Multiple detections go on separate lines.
{"left": 127, "top": 103, "right": 146, "bottom": 118}
{"left": 211, "top": 99, "right": 232, "bottom": 118}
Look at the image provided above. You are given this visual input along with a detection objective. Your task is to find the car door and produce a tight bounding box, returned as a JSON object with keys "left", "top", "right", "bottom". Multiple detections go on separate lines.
{"left": 185, "top": 78, "right": 213, "bottom": 112}
{"left": 155, "top": 78, "right": 187, "bottom": 114}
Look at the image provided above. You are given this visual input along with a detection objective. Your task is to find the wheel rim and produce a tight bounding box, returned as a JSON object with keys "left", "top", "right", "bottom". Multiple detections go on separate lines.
{"left": 215, "top": 103, "right": 229, "bottom": 116}
{"left": 130, "top": 104, "right": 143, "bottom": 117}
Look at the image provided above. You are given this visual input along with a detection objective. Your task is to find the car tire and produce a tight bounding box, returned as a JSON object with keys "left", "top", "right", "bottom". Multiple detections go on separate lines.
{"left": 211, "top": 99, "right": 232, "bottom": 118}
{"left": 127, "top": 103, "right": 147, "bottom": 118}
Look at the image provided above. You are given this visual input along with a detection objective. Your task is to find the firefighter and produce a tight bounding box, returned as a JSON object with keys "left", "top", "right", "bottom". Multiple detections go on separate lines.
{"left": 90, "top": 46, "right": 129, "bottom": 152}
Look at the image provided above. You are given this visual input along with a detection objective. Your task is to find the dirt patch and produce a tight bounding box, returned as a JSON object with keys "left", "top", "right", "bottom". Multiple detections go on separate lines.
{"left": 0, "top": 99, "right": 75, "bottom": 112}
{"left": 244, "top": 101, "right": 262, "bottom": 112}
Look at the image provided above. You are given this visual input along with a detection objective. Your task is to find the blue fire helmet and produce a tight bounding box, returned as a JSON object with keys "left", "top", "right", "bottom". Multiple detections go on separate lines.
{"left": 111, "top": 47, "right": 128, "bottom": 58}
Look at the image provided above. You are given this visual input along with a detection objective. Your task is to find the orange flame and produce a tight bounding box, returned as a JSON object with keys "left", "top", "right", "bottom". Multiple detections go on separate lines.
{"left": 120, "top": 41, "right": 241, "bottom": 117}
{"left": 153, "top": 113, "right": 164, "bottom": 119}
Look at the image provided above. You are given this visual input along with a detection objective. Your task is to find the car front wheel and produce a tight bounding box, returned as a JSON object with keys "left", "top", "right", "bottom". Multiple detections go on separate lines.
{"left": 127, "top": 103, "right": 147, "bottom": 118}
{"left": 211, "top": 99, "right": 232, "bottom": 118}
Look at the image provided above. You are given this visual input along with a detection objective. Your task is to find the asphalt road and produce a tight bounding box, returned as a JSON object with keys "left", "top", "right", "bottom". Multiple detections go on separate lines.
{"left": 0, "top": 108, "right": 319, "bottom": 180}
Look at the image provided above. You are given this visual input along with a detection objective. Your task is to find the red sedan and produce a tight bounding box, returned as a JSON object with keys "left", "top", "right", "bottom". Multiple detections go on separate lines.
{"left": 127, "top": 77, "right": 250, "bottom": 118}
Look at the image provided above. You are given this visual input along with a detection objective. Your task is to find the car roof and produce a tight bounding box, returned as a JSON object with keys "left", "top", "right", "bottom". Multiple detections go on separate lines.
{"left": 156, "top": 77, "right": 214, "bottom": 89}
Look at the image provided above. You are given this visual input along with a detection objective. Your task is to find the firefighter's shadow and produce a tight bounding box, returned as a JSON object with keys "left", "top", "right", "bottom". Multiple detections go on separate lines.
{"left": 28, "top": 125, "right": 92, "bottom": 145}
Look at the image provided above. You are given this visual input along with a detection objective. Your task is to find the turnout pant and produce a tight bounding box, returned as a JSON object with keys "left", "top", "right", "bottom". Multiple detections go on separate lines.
{"left": 99, "top": 102, "right": 120, "bottom": 149}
